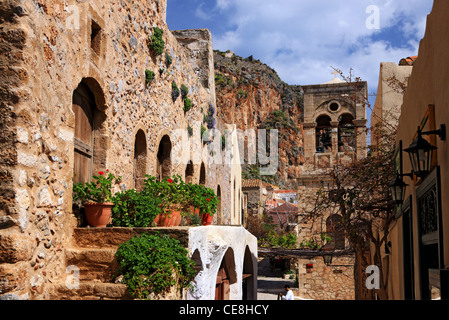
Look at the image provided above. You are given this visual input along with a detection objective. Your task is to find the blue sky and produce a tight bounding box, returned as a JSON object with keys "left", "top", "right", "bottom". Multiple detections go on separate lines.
{"left": 167, "top": 0, "right": 434, "bottom": 123}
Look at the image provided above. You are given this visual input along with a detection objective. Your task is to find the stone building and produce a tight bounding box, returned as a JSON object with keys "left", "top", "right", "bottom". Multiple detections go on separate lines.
{"left": 0, "top": 0, "right": 256, "bottom": 300}
{"left": 242, "top": 179, "right": 263, "bottom": 216}
{"left": 302, "top": 75, "right": 368, "bottom": 170}
{"left": 288, "top": 74, "right": 368, "bottom": 300}
{"left": 371, "top": 61, "right": 413, "bottom": 147}
{"left": 383, "top": 0, "right": 449, "bottom": 300}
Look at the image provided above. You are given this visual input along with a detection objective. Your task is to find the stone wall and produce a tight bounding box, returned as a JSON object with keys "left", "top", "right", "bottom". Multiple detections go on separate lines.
{"left": 294, "top": 255, "right": 355, "bottom": 300}
{"left": 0, "top": 0, "right": 242, "bottom": 299}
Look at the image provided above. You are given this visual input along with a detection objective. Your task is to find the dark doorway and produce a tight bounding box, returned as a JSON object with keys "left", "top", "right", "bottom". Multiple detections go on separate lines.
{"left": 134, "top": 130, "right": 147, "bottom": 191}
{"left": 157, "top": 135, "right": 172, "bottom": 180}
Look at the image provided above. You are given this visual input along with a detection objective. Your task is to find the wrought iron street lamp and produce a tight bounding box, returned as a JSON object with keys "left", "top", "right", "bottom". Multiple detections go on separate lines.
{"left": 323, "top": 254, "right": 333, "bottom": 266}
{"left": 389, "top": 172, "right": 408, "bottom": 205}
{"left": 404, "top": 125, "right": 446, "bottom": 178}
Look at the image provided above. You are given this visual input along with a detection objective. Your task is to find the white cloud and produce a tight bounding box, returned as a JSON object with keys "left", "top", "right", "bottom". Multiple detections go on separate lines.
{"left": 210, "top": 0, "right": 433, "bottom": 89}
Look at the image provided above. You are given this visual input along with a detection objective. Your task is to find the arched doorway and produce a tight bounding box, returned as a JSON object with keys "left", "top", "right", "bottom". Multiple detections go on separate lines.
{"left": 134, "top": 129, "right": 147, "bottom": 191}
{"left": 315, "top": 115, "right": 332, "bottom": 153}
{"left": 157, "top": 135, "right": 172, "bottom": 180}
{"left": 215, "top": 247, "right": 237, "bottom": 300}
{"left": 72, "top": 79, "right": 107, "bottom": 184}
{"left": 242, "top": 246, "right": 256, "bottom": 300}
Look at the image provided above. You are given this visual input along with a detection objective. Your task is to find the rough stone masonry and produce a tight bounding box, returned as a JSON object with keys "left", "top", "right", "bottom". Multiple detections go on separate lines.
{"left": 0, "top": 0, "right": 243, "bottom": 299}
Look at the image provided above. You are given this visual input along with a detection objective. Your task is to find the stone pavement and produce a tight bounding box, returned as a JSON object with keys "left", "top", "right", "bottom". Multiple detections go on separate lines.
{"left": 257, "top": 257, "right": 310, "bottom": 300}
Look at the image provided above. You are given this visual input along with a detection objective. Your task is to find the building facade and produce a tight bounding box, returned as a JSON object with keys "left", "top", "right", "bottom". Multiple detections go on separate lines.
{"left": 0, "top": 0, "right": 255, "bottom": 300}
{"left": 386, "top": 0, "right": 449, "bottom": 300}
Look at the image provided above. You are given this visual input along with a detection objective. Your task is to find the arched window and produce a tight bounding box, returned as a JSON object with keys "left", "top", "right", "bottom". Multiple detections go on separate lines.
{"left": 338, "top": 114, "right": 355, "bottom": 152}
{"left": 185, "top": 163, "right": 194, "bottom": 183}
{"left": 326, "top": 214, "right": 345, "bottom": 250}
{"left": 134, "top": 130, "right": 147, "bottom": 191}
{"left": 316, "top": 115, "right": 332, "bottom": 153}
{"left": 199, "top": 162, "right": 206, "bottom": 185}
{"left": 157, "top": 135, "right": 172, "bottom": 180}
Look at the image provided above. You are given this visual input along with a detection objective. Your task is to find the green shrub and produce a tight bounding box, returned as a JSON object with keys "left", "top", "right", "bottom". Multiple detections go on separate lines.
{"left": 187, "top": 125, "right": 193, "bottom": 137}
{"left": 165, "top": 52, "right": 173, "bottom": 67}
{"left": 111, "top": 189, "right": 162, "bottom": 227}
{"left": 149, "top": 27, "right": 165, "bottom": 56}
{"left": 183, "top": 97, "right": 193, "bottom": 112}
{"left": 145, "top": 69, "right": 155, "bottom": 84}
{"left": 180, "top": 84, "right": 189, "bottom": 99}
{"left": 172, "top": 81, "right": 180, "bottom": 101}
{"left": 115, "top": 232, "right": 196, "bottom": 299}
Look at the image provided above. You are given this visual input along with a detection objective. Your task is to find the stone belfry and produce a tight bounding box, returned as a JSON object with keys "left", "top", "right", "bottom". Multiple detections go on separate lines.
{"left": 301, "top": 72, "right": 368, "bottom": 170}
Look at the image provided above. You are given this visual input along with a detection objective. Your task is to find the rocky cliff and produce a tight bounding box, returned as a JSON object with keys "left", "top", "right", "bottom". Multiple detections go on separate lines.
{"left": 214, "top": 50, "right": 304, "bottom": 187}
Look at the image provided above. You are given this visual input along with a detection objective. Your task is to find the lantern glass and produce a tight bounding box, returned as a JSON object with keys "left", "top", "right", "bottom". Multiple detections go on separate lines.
{"left": 404, "top": 134, "right": 437, "bottom": 177}
{"left": 389, "top": 174, "right": 407, "bottom": 204}
{"left": 323, "top": 254, "right": 333, "bottom": 266}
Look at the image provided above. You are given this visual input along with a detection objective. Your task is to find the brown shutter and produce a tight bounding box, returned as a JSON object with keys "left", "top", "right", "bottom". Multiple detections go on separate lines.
{"left": 73, "top": 83, "right": 95, "bottom": 184}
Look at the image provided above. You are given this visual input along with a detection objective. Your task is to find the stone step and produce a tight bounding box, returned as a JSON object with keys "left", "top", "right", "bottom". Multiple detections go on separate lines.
{"left": 47, "top": 281, "right": 131, "bottom": 300}
{"left": 71, "top": 227, "right": 190, "bottom": 249}
{"left": 65, "top": 248, "right": 119, "bottom": 282}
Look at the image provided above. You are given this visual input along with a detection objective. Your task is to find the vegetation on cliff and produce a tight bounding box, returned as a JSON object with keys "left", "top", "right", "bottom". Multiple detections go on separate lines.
{"left": 213, "top": 50, "right": 304, "bottom": 187}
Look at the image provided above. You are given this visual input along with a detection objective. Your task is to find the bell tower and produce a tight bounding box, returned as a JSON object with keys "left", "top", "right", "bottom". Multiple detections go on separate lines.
{"left": 302, "top": 73, "right": 368, "bottom": 170}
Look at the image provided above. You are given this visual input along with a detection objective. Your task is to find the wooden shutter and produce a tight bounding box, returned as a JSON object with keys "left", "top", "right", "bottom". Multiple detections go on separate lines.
{"left": 72, "top": 83, "right": 94, "bottom": 184}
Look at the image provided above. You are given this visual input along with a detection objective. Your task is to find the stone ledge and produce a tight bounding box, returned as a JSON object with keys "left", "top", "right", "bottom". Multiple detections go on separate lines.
{"left": 72, "top": 227, "right": 192, "bottom": 249}
{"left": 48, "top": 282, "right": 131, "bottom": 300}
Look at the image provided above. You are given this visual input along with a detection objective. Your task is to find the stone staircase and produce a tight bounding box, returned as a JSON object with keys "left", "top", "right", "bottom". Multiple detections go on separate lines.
{"left": 48, "top": 230, "right": 130, "bottom": 300}
{"left": 47, "top": 227, "right": 190, "bottom": 300}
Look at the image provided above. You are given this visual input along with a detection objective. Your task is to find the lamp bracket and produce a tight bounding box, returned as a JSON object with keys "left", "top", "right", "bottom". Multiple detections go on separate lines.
{"left": 421, "top": 124, "right": 446, "bottom": 141}
{"left": 399, "top": 171, "right": 414, "bottom": 179}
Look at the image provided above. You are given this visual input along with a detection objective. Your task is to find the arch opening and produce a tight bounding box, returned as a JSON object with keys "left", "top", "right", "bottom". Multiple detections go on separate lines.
{"left": 215, "top": 247, "right": 237, "bottom": 300}
{"left": 157, "top": 135, "right": 172, "bottom": 180}
{"left": 72, "top": 78, "right": 107, "bottom": 184}
{"left": 134, "top": 129, "right": 147, "bottom": 191}
{"left": 315, "top": 115, "right": 332, "bottom": 153}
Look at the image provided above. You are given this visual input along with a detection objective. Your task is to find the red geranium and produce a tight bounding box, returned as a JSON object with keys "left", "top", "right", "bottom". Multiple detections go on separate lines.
{"left": 207, "top": 198, "right": 210, "bottom": 202}
{"left": 167, "top": 179, "right": 173, "bottom": 184}
{"left": 98, "top": 171, "right": 104, "bottom": 175}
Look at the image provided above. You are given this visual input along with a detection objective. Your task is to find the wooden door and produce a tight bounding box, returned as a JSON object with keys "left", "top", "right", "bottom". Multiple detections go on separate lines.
{"left": 215, "top": 268, "right": 230, "bottom": 300}
{"left": 72, "top": 83, "right": 94, "bottom": 184}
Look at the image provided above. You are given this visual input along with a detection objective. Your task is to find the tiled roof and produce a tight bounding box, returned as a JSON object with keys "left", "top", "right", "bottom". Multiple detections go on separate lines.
{"left": 267, "top": 202, "right": 298, "bottom": 214}
{"left": 242, "top": 179, "right": 262, "bottom": 188}
{"left": 273, "top": 189, "right": 297, "bottom": 194}
{"left": 399, "top": 56, "right": 418, "bottom": 66}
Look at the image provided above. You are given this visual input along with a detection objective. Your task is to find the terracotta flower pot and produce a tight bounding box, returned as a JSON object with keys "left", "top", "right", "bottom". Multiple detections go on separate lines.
{"left": 84, "top": 203, "right": 114, "bottom": 228}
{"left": 190, "top": 206, "right": 200, "bottom": 215}
{"left": 201, "top": 213, "right": 213, "bottom": 226}
{"left": 154, "top": 208, "right": 182, "bottom": 227}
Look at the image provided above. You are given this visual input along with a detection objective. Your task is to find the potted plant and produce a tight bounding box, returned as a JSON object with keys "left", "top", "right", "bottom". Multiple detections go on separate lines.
{"left": 186, "top": 184, "right": 218, "bottom": 226}
{"left": 111, "top": 188, "right": 163, "bottom": 227}
{"left": 143, "top": 175, "right": 188, "bottom": 227}
{"left": 73, "top": 170, "right": 122, "bottom": 227}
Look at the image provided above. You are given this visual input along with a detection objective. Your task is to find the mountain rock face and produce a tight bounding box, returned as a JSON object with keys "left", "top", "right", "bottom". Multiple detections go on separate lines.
{"left": 213, "top": 50, "right": 305, "bottom": 187}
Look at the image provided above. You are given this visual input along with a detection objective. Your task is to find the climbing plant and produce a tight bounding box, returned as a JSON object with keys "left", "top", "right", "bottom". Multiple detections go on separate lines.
{"left": 115, "top": 232, "right": 196, "bottom": 299}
